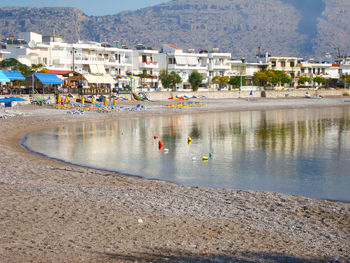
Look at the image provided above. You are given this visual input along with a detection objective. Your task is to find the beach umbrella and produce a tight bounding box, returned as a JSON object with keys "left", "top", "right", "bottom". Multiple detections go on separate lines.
{"left": 57, "top": 94, "right": 61, "bottom": 104}
{"left": 8, "top": 97, "right": 26, "bottom": 101}
{"left": 81, "top": 96, "right": 85, "bottom": 104}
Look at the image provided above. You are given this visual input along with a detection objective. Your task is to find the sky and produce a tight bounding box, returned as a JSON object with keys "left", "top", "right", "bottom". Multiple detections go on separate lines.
{"left": 0, "top": 0, "right": 169, "bottom": 16}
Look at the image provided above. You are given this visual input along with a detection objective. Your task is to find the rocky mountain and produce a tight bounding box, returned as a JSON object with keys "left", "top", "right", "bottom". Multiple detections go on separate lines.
{"left": 0, "top": 0, "right": 349, "bottom": 58}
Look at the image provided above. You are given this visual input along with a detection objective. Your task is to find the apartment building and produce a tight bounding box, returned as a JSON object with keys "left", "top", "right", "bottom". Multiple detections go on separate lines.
{"left": 154, "top": 44, "right": 231, "bottom": 89}
{"left": 132, "top": 44, "right": 160, "bottom": 90}
{"left": 2, "top": 32, "right": 134, "bottom": 89}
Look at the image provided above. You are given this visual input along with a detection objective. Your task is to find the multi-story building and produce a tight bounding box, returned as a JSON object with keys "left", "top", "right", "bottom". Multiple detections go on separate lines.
{"left": 2, "top": 32, "right": 135, "bottom": 89}
{"left": 132, "top": 44, "right": 159, "bottom": 90}
{"left": 227, "top": 58, "right": 268, "bottom": 85}
{"left": 155, "top": 44, "right": 208, "bottom": 89}
{"left": 155, "top": 44, "right": 232, "bottom": 90}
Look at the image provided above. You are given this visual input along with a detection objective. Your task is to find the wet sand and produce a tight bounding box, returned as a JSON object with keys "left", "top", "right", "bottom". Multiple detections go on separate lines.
{"left": 0, "top": 98, "right": 349, "bottom": 262}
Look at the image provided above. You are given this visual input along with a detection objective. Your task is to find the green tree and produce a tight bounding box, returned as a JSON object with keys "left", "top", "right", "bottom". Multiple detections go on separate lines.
{"left": 298, "top": 76, "right": 311, "bottom": 85}
{"left": 0, "top": 58, "right": 32, "bottom": 75}
{"left": 159, "top": 70, "right": 171, "bottom": 90}
{"left": 189, "top": 71, "right": 203, "bottom": 91}
{"left": 169, "top": 71, "right": 182, "bottom": 91}
{"left": 253, "top": 70, "right": 269, "bottom": 87}
{"left": 136, "top": 71, "right": 152, "bottom": 88}
{"left": 313, "top": 76, "right": 326, "bottom": 86}
{"left": 341, "top": 75, "right": 350, "bottom": 89}
{"left": 212, "top": 76, "right": 229, "bottom": 90}
{"left": 228, "top": 76, "right": 245, "bottom": 89}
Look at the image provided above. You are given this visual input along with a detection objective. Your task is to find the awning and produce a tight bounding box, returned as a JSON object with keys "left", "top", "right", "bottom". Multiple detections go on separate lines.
{"left": 175, "top": 56, "right": 188, "bottom": 65}
{"left": 2, "top": 71, "right": 25, "bottom": 81}
{"left": 187, "top": 56, "right": 199, "bottom": 65}
{"left": 0, "top": 70, "right": 11, "bottom": 83}
{"left": 89, "top": 64, "right": 99, "bottom": 74}
{"left": 118, "top": 75, "right": 134, "bottom": 80}
{"left": 47, "top": 70, "right": 73, "bottom": 75}
{"left": 34, "top": 73, "right": 63, "bottom": 84}
{"left": 89, "top": 65, "right": 106, "bottom": 74}
{"left": 97, "top": 65, "right": 106, "bottom": 74}
{"left": 83, "top": 74, "right": 116, "bottom": 84}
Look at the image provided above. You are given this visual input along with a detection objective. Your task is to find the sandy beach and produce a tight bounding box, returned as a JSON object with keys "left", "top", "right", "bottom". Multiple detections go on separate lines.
{"left": 0, "top": 97, "right": 349, "bottom": 263}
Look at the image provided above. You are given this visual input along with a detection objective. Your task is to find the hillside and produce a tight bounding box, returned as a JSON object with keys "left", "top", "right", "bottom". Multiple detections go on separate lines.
{"left": 0, "top": 0, "right": 349, "bottom": 57}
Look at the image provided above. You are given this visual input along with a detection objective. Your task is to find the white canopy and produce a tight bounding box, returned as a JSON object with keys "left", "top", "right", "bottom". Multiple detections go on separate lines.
{"left": 83, "top": 74, "right": 116, "bottom": 84}
{"left": 175, "top": 56, "right": 199, "bottom": 65}
{"left": 89, "top": 64, "right": 106, "bottom": 74}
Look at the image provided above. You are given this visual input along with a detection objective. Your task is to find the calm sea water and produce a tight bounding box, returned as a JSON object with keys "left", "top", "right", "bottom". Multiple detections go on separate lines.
{"left": 23, "top": 107, "right": 350, "bottom": 201}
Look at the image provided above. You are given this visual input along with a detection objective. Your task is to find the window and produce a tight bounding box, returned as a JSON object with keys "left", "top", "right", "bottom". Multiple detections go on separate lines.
{"left": 281, "top": 61, "right": 286, "bottom": 67}
{"left": 271, "top": 61, "right": 276, "bottom": 67}
{"left": 290, "top": 61, "right": 295, "bottom": 67}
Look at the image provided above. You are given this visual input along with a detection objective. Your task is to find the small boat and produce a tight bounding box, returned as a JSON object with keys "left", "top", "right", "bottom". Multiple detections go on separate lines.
{"left": 305, "top": 94, "right": 323, "bottom": 99}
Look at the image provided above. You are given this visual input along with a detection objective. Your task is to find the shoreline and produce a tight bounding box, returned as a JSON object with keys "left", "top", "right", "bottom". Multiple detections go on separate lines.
{"left": 1, "top": 98, "right": 350, "bottom": 262}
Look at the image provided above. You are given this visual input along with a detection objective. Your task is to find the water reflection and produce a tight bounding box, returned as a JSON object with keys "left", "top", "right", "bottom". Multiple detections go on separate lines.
{"left": 24, "top": 107, "right": 350, "bottom": 201}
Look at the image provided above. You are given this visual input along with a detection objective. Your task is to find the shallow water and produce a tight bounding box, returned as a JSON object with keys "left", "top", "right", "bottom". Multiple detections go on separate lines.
{"left": 23, "top": 107, "right": 350, "bottom": 201}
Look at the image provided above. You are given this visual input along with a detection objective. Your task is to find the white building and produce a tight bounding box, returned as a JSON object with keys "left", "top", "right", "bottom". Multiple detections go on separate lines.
{"left": 227, "top": 59, "right": 268, "bottom": 85}
{"left": 3, "top": 32, "right": 135, "bottom": 89}
{"left": 132, "top": 44, "right": 160, "bottom": 90}
{"left": 154, "top": 44, "right": 232, "bottom": 90}
{"left": 0, "top": 50, "right": 10, "bottom": 62}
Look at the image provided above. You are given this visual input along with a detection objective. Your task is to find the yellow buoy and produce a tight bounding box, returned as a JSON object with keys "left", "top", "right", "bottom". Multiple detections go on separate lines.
{"left": 104, "top": 98, "right": 108, "bottom": 106}
{"left": 57, "top": 94, "right": 61, "bottom": 104}
{"left": 91, "top": 96, "right": 95, "bottom": 105}
{"left": 65, "top": 94, "right": 69, "bottom": 103}
{"left": 113, "top": 97, "right": 116, "bottom": 106}
{"left": 81, "top": 96, "right": 85, "bottom": 104}
{"left": 202, "top": 156, "right": 209, "bottom": 161}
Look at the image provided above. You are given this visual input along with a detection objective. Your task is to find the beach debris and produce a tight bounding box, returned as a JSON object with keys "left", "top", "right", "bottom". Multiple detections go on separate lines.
{"left": 209, "top": 153, "right": 213, "bottom": 158}
{"left": 202, "top": 156, "right": 209, "bottom": 161}
{"left": 158, "top": 140, "right": 163, "bottom": 150}
{"left": 154, "top": 136, "right": 158, "bottom": 140}
{"left": 191, "top": 156, "right": 197, "bottom": 161}
{"left": 138, "top": 218, "right": 143, "bottom": 224}
{"left": 164, "top": 148, "right": 169, "bottom": 153}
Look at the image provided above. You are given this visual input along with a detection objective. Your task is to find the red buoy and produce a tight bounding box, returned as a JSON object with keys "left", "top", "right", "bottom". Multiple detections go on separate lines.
{"left": 158, "top": 140, "right": 163, "bottom": 150}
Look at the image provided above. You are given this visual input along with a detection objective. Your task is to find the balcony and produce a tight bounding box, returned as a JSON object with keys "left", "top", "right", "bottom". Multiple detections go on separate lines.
{"left": 140, "top": 61, "right": 158, "bottom": 68}
{"left": 168, "top": 64, "right": 207, "bottom": 71}
{"left": 209, "top": 64, "right": 230, "bottom": 71}
{"left": 74, "top": 57, "right": 132, "bottom": 66}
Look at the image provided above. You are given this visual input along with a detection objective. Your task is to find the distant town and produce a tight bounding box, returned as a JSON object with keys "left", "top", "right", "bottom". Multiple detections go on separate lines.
{"left": 0, "top": 32, "right": 349, "bottom": 95}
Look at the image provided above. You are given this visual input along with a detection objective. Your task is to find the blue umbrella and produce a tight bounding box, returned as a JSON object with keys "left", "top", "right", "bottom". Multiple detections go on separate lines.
{"left": 9, "top": 97, "right": 27, "bottom": 101}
